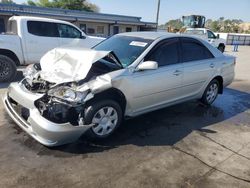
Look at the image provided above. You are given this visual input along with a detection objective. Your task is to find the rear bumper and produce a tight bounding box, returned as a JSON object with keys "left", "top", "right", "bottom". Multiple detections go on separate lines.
{"left": 3, "top": 82, "right": 92, "bottom": 147}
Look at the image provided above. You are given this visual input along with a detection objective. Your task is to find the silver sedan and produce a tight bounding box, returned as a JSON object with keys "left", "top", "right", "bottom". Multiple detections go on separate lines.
{"left": 3, "top": 32, "right": 235, "bottom": 146}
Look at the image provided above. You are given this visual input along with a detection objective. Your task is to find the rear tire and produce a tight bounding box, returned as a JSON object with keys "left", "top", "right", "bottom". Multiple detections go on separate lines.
{"left": 83, "top": 99, "right": 123, "bottom": 140}
{"left": 201, "top": 79, "right": 220, "bottom": 105}
{"left": 0, "top": 55, "right": 17, "bottom": 82}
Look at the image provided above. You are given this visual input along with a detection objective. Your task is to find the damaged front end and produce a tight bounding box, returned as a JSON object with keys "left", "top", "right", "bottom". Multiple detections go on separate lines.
{"left": 3, "top": 47, "right": 119, "bottom": 146}
{"left": 22, "top": 48, "right": 117, "bottom": 125}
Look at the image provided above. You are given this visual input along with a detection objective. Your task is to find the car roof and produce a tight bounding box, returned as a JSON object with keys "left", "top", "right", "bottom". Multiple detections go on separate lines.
{"left": 117, "top": 31, "right": 224, "bottom": 58}
{"left": 117, "top": 31, "right": 179, "bottom": 40}
{"left": 10, "top": 16, "right": 73, "bottom": 25}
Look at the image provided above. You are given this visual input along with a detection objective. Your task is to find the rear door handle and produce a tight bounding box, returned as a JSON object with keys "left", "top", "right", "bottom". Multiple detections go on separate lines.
{"left": 210, "top": 63, "right": 215, "bottom": 68}
{"left": 173, "top": 70, "right": 182, "bottom": 76}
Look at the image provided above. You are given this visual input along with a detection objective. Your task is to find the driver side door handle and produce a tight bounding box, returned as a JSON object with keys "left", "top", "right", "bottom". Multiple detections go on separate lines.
{"left": 173, "top": 70, "right": 182, "bottom": 76}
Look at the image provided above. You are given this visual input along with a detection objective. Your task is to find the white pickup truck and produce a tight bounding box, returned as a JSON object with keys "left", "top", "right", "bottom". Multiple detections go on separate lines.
{"left": 0, "top": 16, "right": 104, "bottom": 82}
{"left": 184, "top": 28, "right": 226, "bottom": 53}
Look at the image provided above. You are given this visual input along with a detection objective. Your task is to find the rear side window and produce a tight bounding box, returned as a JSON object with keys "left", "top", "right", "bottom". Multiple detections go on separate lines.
{"left": 57, "top": 24, "right": 81, "bottom": 38}
{"left": 146, "top": 38, "right": 179, "bottom": 67}
{"left": 181, "top": 38, "right": 214, "bottom": 62}
{"left": 27, "top": 21, "right": 59, "bottom": 37}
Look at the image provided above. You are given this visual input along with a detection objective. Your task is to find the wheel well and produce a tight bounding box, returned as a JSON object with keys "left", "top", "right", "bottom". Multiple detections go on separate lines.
{"left": 87, "top": 88, "right": 127, "bottom": 113}
{"left": 213, "top": 76, "right": 223, "bottom": 94}
{"left": 0, "top": 49, "right": 20, "bottom": 66}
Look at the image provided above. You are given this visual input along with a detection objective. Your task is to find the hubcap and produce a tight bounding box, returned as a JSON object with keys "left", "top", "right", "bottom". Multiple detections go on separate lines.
{"left": 0, "top": 61, "right": 10, "bottom": 79}
{"left": 206, "top": 83, "right": 218, "bottom": 103}
{"left": 91, "top": 106, "right": 118, "bottom": 136}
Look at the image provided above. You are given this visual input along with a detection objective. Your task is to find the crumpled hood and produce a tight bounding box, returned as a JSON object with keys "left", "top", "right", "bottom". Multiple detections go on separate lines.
{"left": 39, "top": 47, "right": 110, "bottom": 84}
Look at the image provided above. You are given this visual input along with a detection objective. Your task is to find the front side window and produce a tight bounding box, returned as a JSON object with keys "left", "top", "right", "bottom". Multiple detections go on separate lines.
{"left": 181, "top": 38, "right": 214, "bottom": 62}
{"left": 57, "top": 24, "right": 81, "bottom": 38}
{"left": 27, "top": 21, "right": 59, "bottom": 37}
{"left": 207, "top": 30, "right": 216, "bottom": 39}
{"left": 146, "top": 38, "right": 179, "bottom": 67}
{"left": 94, "top": 35, "right": 153, "bottom": 68}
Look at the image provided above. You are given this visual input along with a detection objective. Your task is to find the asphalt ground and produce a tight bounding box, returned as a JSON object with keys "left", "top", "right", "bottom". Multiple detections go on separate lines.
{"left": 0, "top": 46, "right": 250, "bottom": 188}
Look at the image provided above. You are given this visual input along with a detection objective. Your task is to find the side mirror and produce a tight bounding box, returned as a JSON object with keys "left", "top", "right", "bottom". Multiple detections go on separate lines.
{"left": 137, "top": 61, "right": 158, "bottom": 71}
{"left": 217, "top": 34, "right": 220, "bottom": 39}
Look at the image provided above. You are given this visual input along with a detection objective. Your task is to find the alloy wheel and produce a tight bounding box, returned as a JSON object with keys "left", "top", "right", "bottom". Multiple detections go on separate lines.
{"left": 206, "top": 83, "right": 219, "bottom": 104}
{"left": 91, "top": 106, "right": 118, "bottom": 136}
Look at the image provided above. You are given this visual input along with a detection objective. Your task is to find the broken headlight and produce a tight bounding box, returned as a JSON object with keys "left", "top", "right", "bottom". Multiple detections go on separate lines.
{"left": 23, "top": 63, "right": 41, "bottom": 78}
{"left": 48, "top": 86, "right": 89, "bottom": 103}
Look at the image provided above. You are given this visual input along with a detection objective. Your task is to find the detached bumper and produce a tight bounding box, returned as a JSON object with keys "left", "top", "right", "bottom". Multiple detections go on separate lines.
{"left": 3, "top": 82, "right": 92, "bottom": 147}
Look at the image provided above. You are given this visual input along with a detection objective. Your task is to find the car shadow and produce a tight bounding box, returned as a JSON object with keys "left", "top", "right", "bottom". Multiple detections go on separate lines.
{"left": 38, "top": 86, "right": 250, "bottom": 156}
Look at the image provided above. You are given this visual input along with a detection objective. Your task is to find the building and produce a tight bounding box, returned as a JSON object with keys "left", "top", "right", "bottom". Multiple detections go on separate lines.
{"left": 0, "top": 3, "right": 156, "bottom": 37}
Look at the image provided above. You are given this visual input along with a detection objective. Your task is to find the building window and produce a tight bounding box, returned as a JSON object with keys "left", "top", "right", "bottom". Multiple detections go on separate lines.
{"left": 113, "top": 26, "right": 119, "bottom": 34}
{"left": 126, "top": 27, "right": 132, "bottom": 32}
{"left": 80, "top": 24, "right": 86, "bottom": 33}
{"left": 97, "top": 26, "right": 104, "bottom": 34}
{"left": 87, "top": 28, "right": 95, "bottom": 34}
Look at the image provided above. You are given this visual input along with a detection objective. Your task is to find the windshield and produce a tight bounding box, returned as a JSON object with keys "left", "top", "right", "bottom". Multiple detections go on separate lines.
{"left": 93, "top": 35, "right": 153, "bottom": 68}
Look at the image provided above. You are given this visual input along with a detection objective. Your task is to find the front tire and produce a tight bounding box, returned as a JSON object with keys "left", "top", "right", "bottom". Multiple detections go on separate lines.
{"left": 84, "top": 99, "right": 123, "bottom": 139}
{"left": 201, "top": 79, "right": 219, "bottom": 105}
{"left": 0, "top": 55, "right": 17, "bottom": 82}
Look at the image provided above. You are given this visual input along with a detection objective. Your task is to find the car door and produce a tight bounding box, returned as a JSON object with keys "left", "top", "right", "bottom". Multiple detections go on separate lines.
{"left": 180, "top": 37, "right": 216, "bottom": 98}
{"left": 24, "top": 21, "right": 60, "bottom": 64}
{"left": 130, "top": 38, "right": 183, "bottom": 114}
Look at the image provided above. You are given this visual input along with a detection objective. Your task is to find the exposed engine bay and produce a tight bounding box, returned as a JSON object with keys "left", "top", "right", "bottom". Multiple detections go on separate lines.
{"left": 21, "top": 48, "right": 122, "bottom": 125}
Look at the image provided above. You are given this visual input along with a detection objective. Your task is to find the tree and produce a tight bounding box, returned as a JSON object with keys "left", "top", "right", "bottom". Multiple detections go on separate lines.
{"left": 26, "top": 0, "right": 99, "bottom": 12}
{"left": 210, "top": 21, "right": 220, "bottom": 32}
{"left": 1, "top": 0, "right": 15, "bottom": 4}
{"left": 166, "top": 19, "right": 183, "bottom": 30}
{"left": 205, "top": 19, "right": 213, "bottom": 28}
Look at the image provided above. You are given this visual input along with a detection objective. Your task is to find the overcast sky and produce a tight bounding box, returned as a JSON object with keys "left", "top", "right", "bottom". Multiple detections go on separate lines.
{"left": 13, "top": 0, "right": 250, "bottom": 24}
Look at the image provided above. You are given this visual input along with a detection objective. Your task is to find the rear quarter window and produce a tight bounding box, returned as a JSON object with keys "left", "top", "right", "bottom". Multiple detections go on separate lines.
{"left": 27, "top": 21, "right": 59, "bottom": 37}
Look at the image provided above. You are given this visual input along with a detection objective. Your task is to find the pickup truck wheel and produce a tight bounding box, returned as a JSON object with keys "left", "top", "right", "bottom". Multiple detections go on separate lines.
{"left": 0, "top": 55, "right": 17, "bottom": 82}
{"left": 201, "top": 79, "right": 219, "bottom": 105}
{"left": 218, "top": 44, "right": 225, "bottom": 53}
{"left": 83, "top": 99, "right": 123, "bottom": 139}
